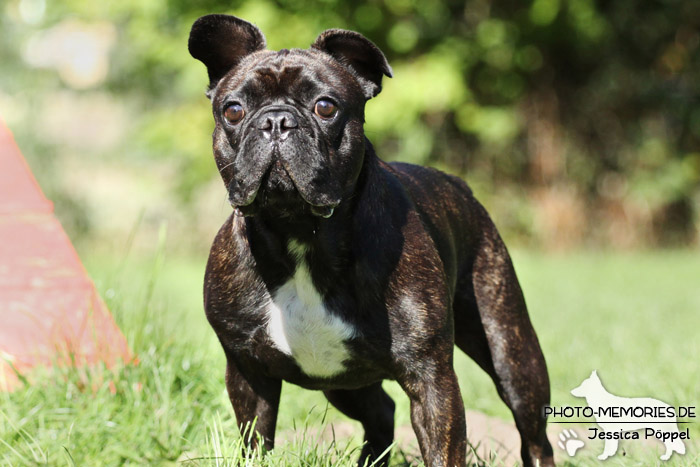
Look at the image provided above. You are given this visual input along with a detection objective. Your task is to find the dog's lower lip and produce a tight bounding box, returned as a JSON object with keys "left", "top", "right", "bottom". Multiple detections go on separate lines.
{"left": 229, "top": 185, "right": 260, "bottom": 208}
{"left": 310, "top": 205, "right": 336, "bottom": 218}
{"left": 229, "top": 197, "right": 255, "bottom": 208}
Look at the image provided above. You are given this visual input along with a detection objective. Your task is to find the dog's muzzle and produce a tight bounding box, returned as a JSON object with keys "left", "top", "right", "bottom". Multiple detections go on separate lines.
{"left": 226, "top": 107, "right": 341, "bottom": 217}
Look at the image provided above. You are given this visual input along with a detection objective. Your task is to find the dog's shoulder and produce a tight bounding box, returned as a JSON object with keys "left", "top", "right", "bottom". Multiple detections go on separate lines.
{"left": 381, "top": 160, "right": 515, "bottom": 285}
{"left": 204, "top": 213, "right": 260, "bottom": 309}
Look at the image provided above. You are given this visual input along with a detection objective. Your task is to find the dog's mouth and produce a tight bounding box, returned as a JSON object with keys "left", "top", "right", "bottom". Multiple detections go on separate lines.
{"left": 230, "top": 160, "right": 338, "bottom": 218}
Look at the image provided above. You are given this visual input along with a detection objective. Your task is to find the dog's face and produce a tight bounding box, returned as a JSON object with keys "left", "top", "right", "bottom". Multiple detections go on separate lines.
{"left": 189, "top": 15, "right": 392, "bottom": 218}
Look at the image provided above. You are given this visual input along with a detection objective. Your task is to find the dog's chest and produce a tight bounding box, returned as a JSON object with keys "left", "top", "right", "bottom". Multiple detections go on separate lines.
{"left": 265, "top": 246, "right": 355, "bottom": 378}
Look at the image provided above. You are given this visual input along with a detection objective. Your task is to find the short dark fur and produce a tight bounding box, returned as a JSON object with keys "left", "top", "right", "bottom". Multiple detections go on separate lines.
{"left": 190, "top": 15, "right": 554, "bottom": 467}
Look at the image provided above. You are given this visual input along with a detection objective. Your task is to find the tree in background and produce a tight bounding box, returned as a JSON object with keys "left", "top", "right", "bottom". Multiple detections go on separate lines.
{"left": 1, "top": 0, "right": 698, "bottom": 249}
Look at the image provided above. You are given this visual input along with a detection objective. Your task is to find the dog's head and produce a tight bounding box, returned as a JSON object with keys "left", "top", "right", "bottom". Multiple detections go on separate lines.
{"left": 570, "top": 370, "right": 603, "bottom": 398}
{"left": 188, "top": 15, "right": 392, "bottom": 218}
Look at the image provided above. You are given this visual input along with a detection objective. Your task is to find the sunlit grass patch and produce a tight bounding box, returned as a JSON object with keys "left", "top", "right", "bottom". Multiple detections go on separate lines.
{"left": 1, "top": 249, "right": 698, "bottom": 465}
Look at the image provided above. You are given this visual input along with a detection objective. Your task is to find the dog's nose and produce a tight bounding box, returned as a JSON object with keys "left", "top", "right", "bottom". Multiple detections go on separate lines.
{"left": 258, "top": 111, "right": 298, "bottom": 141}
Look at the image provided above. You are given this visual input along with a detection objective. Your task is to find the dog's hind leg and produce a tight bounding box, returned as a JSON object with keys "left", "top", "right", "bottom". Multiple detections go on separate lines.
{"left": 323, "top": 382, "right": 395, "bottom": 467}
{"left": 454, "top": 228, "right": 553, "bottom": 467}
{"left": 661, "top": 432, "right": 686, "bottom": 460}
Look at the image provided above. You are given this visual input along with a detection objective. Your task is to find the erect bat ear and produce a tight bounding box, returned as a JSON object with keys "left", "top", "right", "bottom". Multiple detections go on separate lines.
{"left": 312, "top": 29, "right": 393, "bottom": 99}
{"left": 188, "top": 14, "right": 266, "bottom": 89}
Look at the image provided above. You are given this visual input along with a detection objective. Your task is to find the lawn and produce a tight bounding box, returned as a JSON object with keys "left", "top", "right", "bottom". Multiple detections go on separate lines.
{"left": 1, "top": 247, "right": 698, "bottom": 466}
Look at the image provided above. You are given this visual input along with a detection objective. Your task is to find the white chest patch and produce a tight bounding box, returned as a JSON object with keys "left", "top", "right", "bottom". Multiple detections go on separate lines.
{"left": 266, "top": 242, "right": 356, "bottom": 378}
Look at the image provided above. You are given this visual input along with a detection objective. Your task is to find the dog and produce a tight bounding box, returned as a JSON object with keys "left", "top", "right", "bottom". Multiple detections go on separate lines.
{"left": 189, "top": 14, "right": 553, "bottom": 467}
{"left": 571, "top": 370, "right": 686, "bottom": 461}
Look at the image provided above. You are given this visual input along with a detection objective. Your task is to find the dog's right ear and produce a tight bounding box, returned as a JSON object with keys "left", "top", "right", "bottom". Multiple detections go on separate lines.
{"left": 188, "top": 15, "right": 266, "bottom": 90}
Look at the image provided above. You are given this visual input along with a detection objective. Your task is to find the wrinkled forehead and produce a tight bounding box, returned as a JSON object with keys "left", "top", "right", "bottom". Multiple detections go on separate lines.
{"left": 214, "top": 48, "right": 363, "bottom": 102}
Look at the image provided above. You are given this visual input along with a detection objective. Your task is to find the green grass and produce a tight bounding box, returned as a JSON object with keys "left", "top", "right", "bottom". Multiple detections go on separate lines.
{"left": 1, "top": 247, "right": 699, "bottom": 465}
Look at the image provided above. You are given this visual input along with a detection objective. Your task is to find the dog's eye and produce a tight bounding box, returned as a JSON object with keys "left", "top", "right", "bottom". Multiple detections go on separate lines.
{"left": 223, "top": 103, "right": 245, "bottom": 125}
{"left": 314, "top": 100, "right": 337, "bottom": 119}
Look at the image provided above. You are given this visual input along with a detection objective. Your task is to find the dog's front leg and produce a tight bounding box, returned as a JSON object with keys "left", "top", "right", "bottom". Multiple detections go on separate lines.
{"left": 225, "top": 357, "right": 282, "bottom": 451}
{"left": 401, "top": 364, "right": 467, "bottom": 467}
{"left": 598, "top": 436, "right": 618, "bottom": 460}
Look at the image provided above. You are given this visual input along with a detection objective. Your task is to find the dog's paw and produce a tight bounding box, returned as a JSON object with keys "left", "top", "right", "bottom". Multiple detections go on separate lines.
{"left": 557, "top": 429, "right": 585, "bottom": 457}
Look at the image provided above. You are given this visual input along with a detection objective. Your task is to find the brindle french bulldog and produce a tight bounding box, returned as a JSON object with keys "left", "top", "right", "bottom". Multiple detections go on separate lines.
{"left": 189, "top": 14, "right": 553, "bottom": 467}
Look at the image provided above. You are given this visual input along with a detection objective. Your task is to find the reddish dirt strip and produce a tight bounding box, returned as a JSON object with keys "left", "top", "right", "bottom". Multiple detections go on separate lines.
{"left": 0, "top": 119, "right": 131, "bottom": 390}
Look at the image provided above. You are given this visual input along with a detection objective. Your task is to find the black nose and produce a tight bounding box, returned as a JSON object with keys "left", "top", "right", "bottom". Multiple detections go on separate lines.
{"left": 258, "top": 110, "right": 298, "bottom": 141}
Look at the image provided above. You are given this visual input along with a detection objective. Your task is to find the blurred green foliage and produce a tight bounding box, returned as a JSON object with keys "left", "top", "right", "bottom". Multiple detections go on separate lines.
{"left": 1, "top": 0, "right": 699, "bottom": 248}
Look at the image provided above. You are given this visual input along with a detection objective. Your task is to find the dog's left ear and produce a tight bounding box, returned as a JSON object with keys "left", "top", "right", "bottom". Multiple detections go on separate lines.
{"left": 312, "top": 30, "right": 393, "bottom": 99}
{"left": 188, "top": 14, "right": 267, "bottom": 90}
